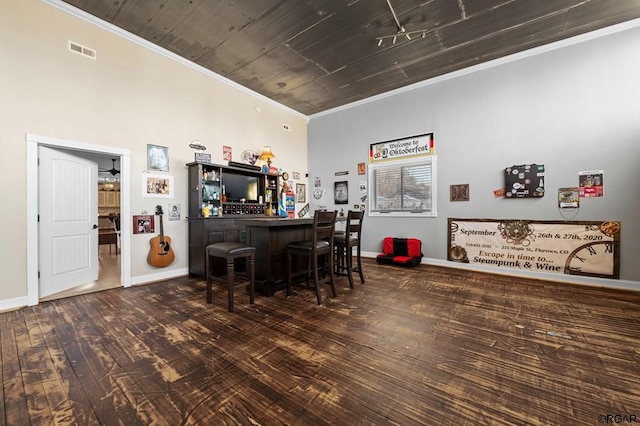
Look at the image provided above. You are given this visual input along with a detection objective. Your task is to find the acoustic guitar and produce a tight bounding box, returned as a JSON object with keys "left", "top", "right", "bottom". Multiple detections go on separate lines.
{"left": 147, "top": 205, "right": 175, "bottom": 267}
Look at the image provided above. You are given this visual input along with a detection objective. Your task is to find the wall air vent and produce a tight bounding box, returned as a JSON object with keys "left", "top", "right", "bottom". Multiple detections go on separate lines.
{"left": 68, "top": 40, "right": 96, "bottom": 60}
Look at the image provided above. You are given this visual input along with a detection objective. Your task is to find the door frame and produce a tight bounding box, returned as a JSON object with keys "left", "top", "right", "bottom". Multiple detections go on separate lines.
{"left": 26, "top": 133, "right": 132, "bottom": 306}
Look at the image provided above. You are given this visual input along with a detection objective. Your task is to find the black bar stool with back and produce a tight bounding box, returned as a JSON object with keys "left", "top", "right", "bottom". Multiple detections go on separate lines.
{"left": 286, "top": 210, "right": 338, "bottom": 304}
{"left": 334, "top": 210, "right": 365, "bottom": 288}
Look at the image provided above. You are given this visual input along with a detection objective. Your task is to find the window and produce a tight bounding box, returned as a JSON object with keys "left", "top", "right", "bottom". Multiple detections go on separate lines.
{"left": 368, "top": 156, "right": 437, "bottom": 217}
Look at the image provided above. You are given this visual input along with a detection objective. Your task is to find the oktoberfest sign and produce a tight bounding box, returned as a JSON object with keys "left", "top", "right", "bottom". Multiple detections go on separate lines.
{"left": 369, "top": 132, "right": 434, "bottom": 163}
{"left": 448, "top": 218, "right": 620, "bottom": 279}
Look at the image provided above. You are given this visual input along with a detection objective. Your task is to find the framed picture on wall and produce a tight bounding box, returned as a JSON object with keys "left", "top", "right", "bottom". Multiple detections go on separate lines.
{"left": 296, "top": 183, "right": 306, "bottom": 203}
{"left": 450, "top": 184, "right": 470, "bottom": 202}
{"left": 142, "top": 173, "right": 173, "bottom": 198}
{"left": 147, "top": 144, "right": 169, "bottom": 172}
{"left": 334, "top": 181, "right": 348, "bottom": 204}
{"left": 133, "top": 215, "right": 154, "bottom": 234}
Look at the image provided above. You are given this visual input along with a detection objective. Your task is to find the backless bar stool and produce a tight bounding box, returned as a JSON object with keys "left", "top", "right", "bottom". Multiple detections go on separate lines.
{"left": 205, "top": 242, "right": 255, "bottom": 312}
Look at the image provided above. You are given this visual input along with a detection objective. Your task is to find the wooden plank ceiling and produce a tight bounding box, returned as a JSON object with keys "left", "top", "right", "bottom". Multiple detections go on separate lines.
{"left": 62, "top": 0, "right": 640, "bottom": 116}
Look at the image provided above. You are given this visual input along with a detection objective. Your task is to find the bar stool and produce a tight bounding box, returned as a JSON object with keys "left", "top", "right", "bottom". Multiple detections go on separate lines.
{"left": 286, "top": 210, "right": 338, "bottom": 304}
{"left": 205, "top": 242, "right": 255, "bottom": 312}
{"left": 334, "top": 210, "right": 365, "bottom": 288}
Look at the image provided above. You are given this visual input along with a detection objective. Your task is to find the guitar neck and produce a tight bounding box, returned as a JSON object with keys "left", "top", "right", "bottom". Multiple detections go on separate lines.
{"left": 158, "top": 214, "right": 165, "bottom": 243}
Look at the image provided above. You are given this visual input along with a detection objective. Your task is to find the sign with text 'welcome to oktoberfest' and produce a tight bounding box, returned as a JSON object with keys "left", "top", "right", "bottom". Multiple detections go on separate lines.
{"left": 369, "top": 133, "right": 434, "bottom": 163}
{"left": 448, "top": 218, "right": 620, "bottom": 279}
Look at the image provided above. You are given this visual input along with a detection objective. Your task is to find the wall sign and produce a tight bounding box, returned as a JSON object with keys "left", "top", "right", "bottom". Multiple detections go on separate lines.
{"left": 558, "top": 187, "right": 579, "bottom": 209}
{"left": 579, "top": 170, "right": 604, "bottom": 198}
{"left": 369, "top": 132, "right": 434, "bottom": 163}
{"left": 448, "top": 218, "right": 620, "bottom": 279}
{"left": 194, "top": 152, "right": 211, "bottom": 163}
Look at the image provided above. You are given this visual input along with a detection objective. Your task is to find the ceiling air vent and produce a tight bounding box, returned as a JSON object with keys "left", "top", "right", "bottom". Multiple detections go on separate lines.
{"left": 68, "top": 40, "right": 96, "bottom": 60}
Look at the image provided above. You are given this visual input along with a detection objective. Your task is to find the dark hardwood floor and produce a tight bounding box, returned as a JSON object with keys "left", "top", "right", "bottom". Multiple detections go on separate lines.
{"left": 1, "top": 260, "right": 639, "bottom": 425}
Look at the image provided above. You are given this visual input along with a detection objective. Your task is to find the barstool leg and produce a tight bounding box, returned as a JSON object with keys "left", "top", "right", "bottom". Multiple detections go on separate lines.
{"left": 346, "top": 244, "right": 354, "bottom": 289}
{"left": 286, "top": 252, "right": 292, "bottom": 297}
{"left": 227, "top": 260, "right": 234, "bottom": 313}
{"left": 249, "top": 253, "right": 255, "bottom": 305}
{"left": 206, "top": 252, "right": 213, "bottom": 304}
{"left": 328, "top": 251, "right": 337, "bottom": 298}
{"left": 356, "top": 244, "right": 364, "bottom": 284}
{"left": 312, "top": 254, "right": 322, "bottom": 304}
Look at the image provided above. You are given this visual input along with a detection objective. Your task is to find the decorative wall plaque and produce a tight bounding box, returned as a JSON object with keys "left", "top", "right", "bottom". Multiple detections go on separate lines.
{"left": 194, "top": 152, "right": 211, "bottom": 163}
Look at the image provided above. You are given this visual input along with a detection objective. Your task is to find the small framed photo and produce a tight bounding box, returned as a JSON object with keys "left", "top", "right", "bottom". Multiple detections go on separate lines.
{"left": 147, "top": 144, "right": 169, "bottom": 172}
{"left": 168, "top": 203, "right": 182, "bottom": 220}
{"left": 143, "top": 173, "right": 173, "bottom": 198}
{"left": 296, "top": 183, "right": 306, "bottom": 203}
{"left": 450, "top": 184, "right": 470, "bottom": 202}
{"left": 223, "top": 145, "right": 232, "bottom": 161}
{"left": 133, "top": 215, "right": 154, "bottom": 234}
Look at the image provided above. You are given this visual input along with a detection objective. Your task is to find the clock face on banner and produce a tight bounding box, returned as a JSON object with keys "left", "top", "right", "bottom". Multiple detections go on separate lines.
{"left": 564, "top": 241, "right": 616, "bottom": 277}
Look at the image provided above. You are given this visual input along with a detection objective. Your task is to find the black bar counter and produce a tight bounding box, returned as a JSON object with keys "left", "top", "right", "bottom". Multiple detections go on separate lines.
{"left": 243, "top": 218, "right": 314, "bottom": 296}
{"left": 189, "top": 216, "right": 315, "bottom": 296}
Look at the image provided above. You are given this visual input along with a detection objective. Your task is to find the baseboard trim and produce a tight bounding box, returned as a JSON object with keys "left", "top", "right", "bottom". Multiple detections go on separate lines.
{"left": 130, "top": 267, "right": 190, "bottom": 286}
{"left": 0, "top": 296, "right": 29, "bottom": 313}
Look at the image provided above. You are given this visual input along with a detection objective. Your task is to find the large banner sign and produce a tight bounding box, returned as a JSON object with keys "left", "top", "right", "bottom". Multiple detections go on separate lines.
{"left": 369, "top": 132, "right": 434, "bottom": 163}
{"left": 448, "top": 219, "right": 620, "bottom": 279}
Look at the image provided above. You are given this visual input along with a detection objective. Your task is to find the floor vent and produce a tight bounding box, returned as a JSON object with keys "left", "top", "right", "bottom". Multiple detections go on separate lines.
{"left": 68, "top": 41, "right": 96, "bottom": 60}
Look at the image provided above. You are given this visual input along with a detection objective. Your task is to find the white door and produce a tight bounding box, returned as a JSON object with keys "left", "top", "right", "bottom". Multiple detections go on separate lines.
{"left": 39, "top": 146, "right": 98, "bottom": 298}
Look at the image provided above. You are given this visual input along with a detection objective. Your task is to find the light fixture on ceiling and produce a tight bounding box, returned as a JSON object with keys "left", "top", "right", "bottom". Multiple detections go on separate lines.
{"left": 375, "top": 0, "right": 430, "bottom": 47}
{"left": 99, "top": 158, "right": 120, "bottom": 175}
{"left": 100, "top": 175, "right": 119, "bottom": 184}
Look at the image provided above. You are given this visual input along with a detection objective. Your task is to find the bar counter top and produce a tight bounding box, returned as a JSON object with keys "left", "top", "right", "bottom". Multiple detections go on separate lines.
{"left": 190, "top": 216, "right": 316, "bottom": 226}
{"left": 242, "top": 217, "right": 313, "bottom": 227}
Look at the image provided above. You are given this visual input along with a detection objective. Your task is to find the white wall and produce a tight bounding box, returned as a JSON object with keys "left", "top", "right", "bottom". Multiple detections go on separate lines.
{"left": 0, "top": 0, "right": 308, "bottom": 307}
{"left": 308, "top": 22, "right": 640, "bottom": 283}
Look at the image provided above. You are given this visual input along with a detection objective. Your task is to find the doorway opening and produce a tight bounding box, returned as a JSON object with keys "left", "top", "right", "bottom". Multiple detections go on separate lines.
{"left": 40, "top": 150, "right": 122, "bottom": 301}
{"left": 26, "top": 134, "right": 131, "bottom": 306}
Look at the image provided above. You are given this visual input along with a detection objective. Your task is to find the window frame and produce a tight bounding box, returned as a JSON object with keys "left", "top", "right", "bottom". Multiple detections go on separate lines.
{"left": 368, "top": 155, "right": 437, "bottom": 218}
